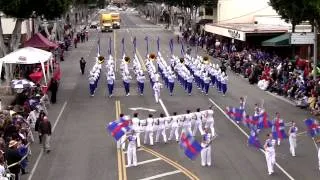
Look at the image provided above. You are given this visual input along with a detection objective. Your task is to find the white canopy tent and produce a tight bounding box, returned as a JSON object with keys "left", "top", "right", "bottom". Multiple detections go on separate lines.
{"left": 0, "top": 47, "right": 54, "bottom": 85}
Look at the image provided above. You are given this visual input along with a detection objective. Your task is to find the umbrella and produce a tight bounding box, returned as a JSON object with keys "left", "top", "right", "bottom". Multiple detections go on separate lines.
{"left": 11, "top": 79, "right": 35, "bottom": 89}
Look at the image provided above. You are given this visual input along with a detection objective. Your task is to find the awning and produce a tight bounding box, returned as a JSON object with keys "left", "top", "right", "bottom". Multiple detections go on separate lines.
{"left": 262, "top": 33, "right": 290, "bottom": 47}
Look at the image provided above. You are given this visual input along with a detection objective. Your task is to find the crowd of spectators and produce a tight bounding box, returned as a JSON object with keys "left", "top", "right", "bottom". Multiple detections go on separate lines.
{"left": 214, "top": 46, "right": 320, "bottom": 117}
{"left": 0, "top": 85, "right": 52, "bottom": 180}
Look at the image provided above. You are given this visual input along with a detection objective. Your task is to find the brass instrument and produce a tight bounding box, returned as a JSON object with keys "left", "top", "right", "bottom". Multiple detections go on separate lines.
{"left": 149, "top": 53, "right": 156, "bottom": 61}
{"left": 124, "top": 56, "right": 131, "bottom": 63}
{"left": 180, "top": 57, "right": 184, "bottom": 64}
{"left": 203, "top": 56, "right": 209, "bottom": 64}
{"left": 98, "top": 56, "right": 105, "bottom": 64}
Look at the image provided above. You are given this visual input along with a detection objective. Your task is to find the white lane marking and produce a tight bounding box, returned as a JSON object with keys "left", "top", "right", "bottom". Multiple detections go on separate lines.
{"left": 159, "top": 99, "right": 170, "bottom": 117}
{"left": 125, "top": 157, "right": 162, "bottom": 167}
{"left": 208, "top": 98, "right": 295, "bottom": 180}
{"left": 138, "top": 170, "right": 181, "bottom": 180}
{"left": 265, "top": 91, "right": 296, "bottom": 106}
{"left": 126, "top": 28, "right": 146, "bottom": 71}
{"left": 123, "top": 148, "right": 143, "bottom": 154}
{"left": 27, "top": 101, "right": 68, "bottom": 180}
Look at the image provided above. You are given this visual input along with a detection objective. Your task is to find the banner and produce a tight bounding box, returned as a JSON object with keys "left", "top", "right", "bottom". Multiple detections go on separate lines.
{"left": 133, "top": 36, "right": 137, "bottom": 54}
{"left": 157, "top": 37, "right": 160, "bottom": 52}
{"left": 108, "top": 37, "right": 112, "bottom": 56}
{"left": 169, "top": 39, "right": 173, "bottom": 55}
{"left": 144, "top": 36, "right": 149, "bottom": 57}
{"left": 181, "top": 42, "right": 185, "bottom": 56}
{"left": 121, "top": 37, "right": 125, "bottom": 56}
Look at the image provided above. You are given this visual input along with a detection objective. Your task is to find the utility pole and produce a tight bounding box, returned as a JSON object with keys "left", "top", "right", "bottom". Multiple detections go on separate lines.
{"left": 314, "top": 20, "right": 318, "bottom": 80}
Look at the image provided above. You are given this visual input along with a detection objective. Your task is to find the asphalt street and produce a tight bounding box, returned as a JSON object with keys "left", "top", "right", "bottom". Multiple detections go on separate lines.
{"left": 24, "top": 12, "right": 319, "bottom": 180}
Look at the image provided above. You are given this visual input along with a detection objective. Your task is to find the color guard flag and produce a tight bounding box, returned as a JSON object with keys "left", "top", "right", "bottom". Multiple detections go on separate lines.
{"left": 180, "top": 132, "right": 202, "bottom": 160}
{"left": 248, "top": 128, "right": 261, "bottom": 149}
{"left": 107, "top": 119, "right": 131, "bottom": 141}
{"left": 257, "top": 112, "right": 272, "bottom": 129}
{"left": 244, "top": 115, "right": 258, "bottom": 128}
{"left": 304, "top": 118, "right": 320, "bottom": 138}
{"left": 144, "top": 36, "right": 149, "bottom": 56}
{"left": 121, "top": 37, "right": 125, "bottom": 56}
{"left": 272, "top": 119, "right": 287, "bottom": 140}
{"left": 226, "top": 106, "right": 245, "bottom": 123}
{"left": 157, "top": 37, "right": 160, "bottom": 52}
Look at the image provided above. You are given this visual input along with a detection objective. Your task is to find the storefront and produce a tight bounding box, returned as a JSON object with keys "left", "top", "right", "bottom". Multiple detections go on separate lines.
{"left": 204, "top": 23, "right": 288, "bottom": 48}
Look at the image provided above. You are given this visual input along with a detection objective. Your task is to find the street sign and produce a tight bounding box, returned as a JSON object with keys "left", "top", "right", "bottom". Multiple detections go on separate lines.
{"left": 291, "top": 32, "right": 315, "bottom": 45}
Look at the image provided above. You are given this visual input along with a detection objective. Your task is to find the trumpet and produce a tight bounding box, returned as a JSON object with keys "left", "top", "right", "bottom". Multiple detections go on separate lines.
{"left": 98, "top": 56, "right": 105, "bottom": 64}
{"left": 124, "top": 56, "right": 131, "bottom": 63}
{"left": 149, "top": 53, "right": 156, "bottom": 61}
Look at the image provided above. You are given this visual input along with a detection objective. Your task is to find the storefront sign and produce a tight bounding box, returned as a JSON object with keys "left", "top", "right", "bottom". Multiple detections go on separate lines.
{"left": 204, "top": 24, "right": 246, "bottom": 41}
{"left": 291, "top": 32, "right": 315, "bottom": 45}
{"left": 228, "top": 30, "right": 241, "bottom": 40}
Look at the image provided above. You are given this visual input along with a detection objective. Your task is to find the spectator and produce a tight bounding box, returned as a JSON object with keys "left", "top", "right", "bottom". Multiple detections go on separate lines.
{"left": 39, "top": 116, "right": 52, "bottom": 153}
{"left": 6, "top": 140, "right": 22, "bottom": 180}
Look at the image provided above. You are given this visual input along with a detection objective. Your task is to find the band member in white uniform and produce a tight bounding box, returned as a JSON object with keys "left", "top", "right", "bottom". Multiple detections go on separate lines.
{"left": 153, "top": 80, "right": 162, "bottom": 103}
{"left": 288, "top": 121, "right": 298, "bottom": 157}
{"left": 193, "top": 108, "right": 204, "bottom": 136}
{"left": 205, "top": 107, "right": 215, "bottom": 136}
{"left": 201, "top": 128, "right": 212, "bottom": 167}
{"left": 168, "top": 112, "right": 180, "bottom": 142}
{"left": 131, "top": 113, "right": 141, "bottom": 148}
{"left": 126, "top": 130, "right": 137, "bottom": 167}
{"left": 156, "top": 113, "right": 167, "bottom": 143}
{"left": 144, "top": 114, "right": 154, "bottom": 146}
{"left": 181, "top": 110, "right": 192, "bottom": 136}
{"left": 264, "top": 133, "right": 276, "bottom": 175}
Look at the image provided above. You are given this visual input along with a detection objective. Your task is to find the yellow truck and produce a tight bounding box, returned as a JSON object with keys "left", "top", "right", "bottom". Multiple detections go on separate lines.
{"left": 100, "top": 13, "right": 112, "bottom": 32}
{"left": 111, "top": 13, "right": 121, "bottom": 29}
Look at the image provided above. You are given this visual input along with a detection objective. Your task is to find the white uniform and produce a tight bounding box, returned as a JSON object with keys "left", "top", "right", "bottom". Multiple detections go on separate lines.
{"left": 153, "top": 82, "right": 162, "bottom": 103}
{"left": 264, "top": 138, "right": 276, "bottom": 175}
{"left": 127, "top": 134, "right": 137, "bottom": 167}
{"left": 288, "top": 125, "right": 298, "bottom": 156}
{"left": 193, "top": 112, "right": 204, "bottom": 136}
{"left": 131, "top": 117, "right": 141, "bottom": 148}
{"left": 201, "top": 133, "right": 212, "bottom": 166}
{"left": 168, "top": 116, "right": 180, "bottom": 141}
{"left": 144, "top": 118, "right": 154, "bottom": 145}
{"left": 156, "top": 117, "right": 167, "bottom": 143}
{"left": 205, "top": 110, "right": 215, "bottom": 136}
{"left": 180, "top": 114, "right": 192, "bottom": 136}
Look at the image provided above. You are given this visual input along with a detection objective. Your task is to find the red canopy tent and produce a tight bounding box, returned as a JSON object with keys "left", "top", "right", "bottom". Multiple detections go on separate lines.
{"left": 24, "top": 33, "right": 58, "bottom": 50}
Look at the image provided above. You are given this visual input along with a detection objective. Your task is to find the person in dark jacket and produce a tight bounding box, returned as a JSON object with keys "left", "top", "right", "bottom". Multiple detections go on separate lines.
{"left": 39, "top": 116, "right": 52, "bottom": 153}
{"left": 79, "top": 57, "right": 86, "bottom": 75}
{"left": 48, "top": 78, "right": 58, "bottom": 104}
{"left": 35, "top": 111, "right": 46, "bottom": 144}
{"left": 6, "top": 140, "right": 22, "bottom": 180}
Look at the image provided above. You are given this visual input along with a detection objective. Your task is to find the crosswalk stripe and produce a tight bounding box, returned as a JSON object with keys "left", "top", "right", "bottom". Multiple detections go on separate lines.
{"left": 137, "top": 170, "right": 181, "bottom": 180}
{"left": 125, "top": 157, "right": 162, "bottom": 167}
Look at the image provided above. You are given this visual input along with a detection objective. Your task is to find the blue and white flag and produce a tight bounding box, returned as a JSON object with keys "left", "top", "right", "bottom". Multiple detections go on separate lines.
{"left": 97, "top": 38, "right": 101, "bottom": 57}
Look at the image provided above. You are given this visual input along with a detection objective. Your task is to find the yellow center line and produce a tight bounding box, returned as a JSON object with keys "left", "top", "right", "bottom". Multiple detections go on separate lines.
{"left": 117, "top": 101, "right": 127, "bottom": 180}
{"left": 136, "top": 49, "right": 147, "bottom": 71}
{"left": 141, "top": 146, "right": 199, "bottom": 180}
{"left": 116, "top": 100, "right": 123, "bottom": 180}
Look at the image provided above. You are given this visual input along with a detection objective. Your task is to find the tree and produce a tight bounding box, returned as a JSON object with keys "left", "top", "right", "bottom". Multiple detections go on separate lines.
{"left": 269, "top": 0, "right": 320, "bottom": 32}
{"left": 36, "top": 0, "right": 72, "bottom": 20}
{"left": 0, "top": 0, "right": 36, "bottom": 53}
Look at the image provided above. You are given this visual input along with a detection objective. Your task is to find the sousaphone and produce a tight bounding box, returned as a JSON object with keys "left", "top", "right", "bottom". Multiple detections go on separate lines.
{"left": 124, "top": 56, "right": 131, "bottom": 63}
{"left": 98, "top": 56, "right": 105, "bottom": 64}
{"left": 149, "top": 53, "right": 156, "bottom": 61}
